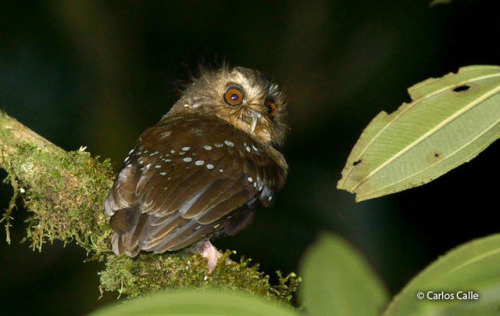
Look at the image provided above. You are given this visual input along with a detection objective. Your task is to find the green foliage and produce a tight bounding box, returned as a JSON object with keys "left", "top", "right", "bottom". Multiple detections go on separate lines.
{"left": 90, "top": 288, "right": 300, "bottom": 316}
{"left": 338, "top": 65, "right": 500, "bottom": 201}
{"left": 429, "top": 0, "right": 452, "bottom": 7}
{"left": 384, "top": 234, "right": 500, "bottom": 316}
{"left": 299, "top": 233, "right": 389, "bottom": 316}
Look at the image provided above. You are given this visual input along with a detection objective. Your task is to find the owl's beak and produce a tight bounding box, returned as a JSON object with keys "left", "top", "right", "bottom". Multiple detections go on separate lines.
{"left": 247, "top": 109, "right": 262, "bottom": 133}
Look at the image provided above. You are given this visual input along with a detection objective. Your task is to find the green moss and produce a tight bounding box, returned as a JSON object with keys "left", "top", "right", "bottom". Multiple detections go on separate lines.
{"left": 272, "top": 270, "right": 301, "bottom": 303}
{"left": 0, "top": 162, "right": 19, "bottom": 245}
{"left": 11, "top": 145, "right": 114, "bottom": 253}
{"left": 99, "top": 250, "right": 300, "bottom": 303}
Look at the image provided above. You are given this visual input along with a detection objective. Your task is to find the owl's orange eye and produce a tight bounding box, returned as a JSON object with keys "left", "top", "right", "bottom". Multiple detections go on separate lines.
{"left": 265, "top": 98, "right": 276, "bottom": 117}
{"left": 223, "top": 86, "right": 245, "bottom": 106}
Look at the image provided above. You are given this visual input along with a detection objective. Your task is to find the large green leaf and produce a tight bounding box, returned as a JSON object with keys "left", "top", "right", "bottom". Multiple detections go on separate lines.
{"left": 299, "top": 233, "right": 389, "bottom": 316}
{"left": 384, "top": 233, "right": 500, "bottom": 316}
{"left": 338, "top": 65, "right": 500, "bottom": 201}
{"left": 90, "top": 288, "right": 299, "bottom": 316}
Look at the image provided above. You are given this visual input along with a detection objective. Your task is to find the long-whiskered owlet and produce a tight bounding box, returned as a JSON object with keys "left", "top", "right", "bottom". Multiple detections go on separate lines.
{"left": 104, "top": 66, "right": 289, "bottom": 270}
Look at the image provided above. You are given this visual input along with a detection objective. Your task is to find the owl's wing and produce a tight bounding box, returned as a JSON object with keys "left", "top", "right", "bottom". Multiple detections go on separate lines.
{"left": 104, "top": 115, "right": 287, "bottom": 256}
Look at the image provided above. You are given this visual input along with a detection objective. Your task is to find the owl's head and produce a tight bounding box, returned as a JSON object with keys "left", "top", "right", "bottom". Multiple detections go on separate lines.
{"left": 169, "top": 66, "right": 289, "bottom": 147}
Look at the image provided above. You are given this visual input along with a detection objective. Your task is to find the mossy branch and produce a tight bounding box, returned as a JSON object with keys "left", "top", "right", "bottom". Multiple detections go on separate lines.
{"left": 0, "top": 110, "right": 299, "bottom": 301}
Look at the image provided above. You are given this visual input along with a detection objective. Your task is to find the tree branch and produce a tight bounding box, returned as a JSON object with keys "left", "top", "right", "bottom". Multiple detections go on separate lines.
{"left": 0, "top": 110, "right": 299, "bottom": 301}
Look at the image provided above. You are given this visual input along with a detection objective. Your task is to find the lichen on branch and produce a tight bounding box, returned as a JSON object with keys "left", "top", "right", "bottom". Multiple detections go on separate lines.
{"left": 0, "top": 110, "right": 299, "bottom": 302}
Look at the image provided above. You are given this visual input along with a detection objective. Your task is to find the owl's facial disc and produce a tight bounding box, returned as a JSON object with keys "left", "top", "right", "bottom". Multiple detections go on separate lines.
{"left": 170, "top": 66, "right": 288, "bottom": 146}
{"left": 217, "top": 70, "right": 285, "bottom": 145}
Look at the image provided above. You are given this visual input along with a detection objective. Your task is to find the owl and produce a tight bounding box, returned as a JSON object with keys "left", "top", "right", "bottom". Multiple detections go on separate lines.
{"left": 104, "top": 66, "right": 289, "bottom": 270}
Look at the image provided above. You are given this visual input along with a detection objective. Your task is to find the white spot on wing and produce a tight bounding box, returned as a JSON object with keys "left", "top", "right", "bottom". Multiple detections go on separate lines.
{"left": 247, "top": 177, "right": 253, "bottom": 183}
{"left": 214, "top": 143, "right": 223, "bottom": 148}
{"left": 206, "top": 164, "right": 214, "bottom": 170}
{"left": 182, "top": 146, "right": 190, "bottom": 151}
{"left": 195, "top": 160, "right": 205, "bottom": 166}
{"left": 204, "top": 145, "right": 212, "bottom": 151}
{"left": 183, "top": 157, "right": 193, "bottom": 162}
{"left": 224, "top": 140, "right": 234, "bottom": 147}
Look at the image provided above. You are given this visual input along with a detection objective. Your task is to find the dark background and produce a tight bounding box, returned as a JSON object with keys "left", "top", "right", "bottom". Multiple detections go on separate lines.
{"left": 1, "top": 1, "right": 499, "bottom": 315}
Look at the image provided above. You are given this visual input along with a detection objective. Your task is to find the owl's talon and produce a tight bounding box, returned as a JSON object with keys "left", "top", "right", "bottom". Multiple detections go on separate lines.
{"left": 193, "top": 240, "right": 221, "bottom": 273}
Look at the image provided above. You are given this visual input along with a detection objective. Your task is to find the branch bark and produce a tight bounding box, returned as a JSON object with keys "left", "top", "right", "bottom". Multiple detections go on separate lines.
{"left": 0, "top": 110, "right": 298, "bottom": 300}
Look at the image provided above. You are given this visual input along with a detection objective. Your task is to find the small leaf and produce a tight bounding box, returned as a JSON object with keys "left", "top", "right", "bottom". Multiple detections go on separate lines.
{"left": 429, "top": 0, "right": 452, "bottom": 7}
{"left": 338, "top": 65, "right": 500, "bottom": 201}
{"left": 90, "top": 288, "right": 299, "bottom": 316}
{"left": 299, "top": 233, "right": 389, "bottom": 316}
{"left": 384, "top": 233, "right": 500, "bottom": 316}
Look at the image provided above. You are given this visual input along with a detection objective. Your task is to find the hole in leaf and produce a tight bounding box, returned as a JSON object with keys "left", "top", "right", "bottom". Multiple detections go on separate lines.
{"left": 434, "top": 153, "right": 439, "bottom": 157}
{"left": 353, "top": 159, "right": 362, "bottom": 166}
{"left": 453, "top": 85, "right": 470, "bottom": 92}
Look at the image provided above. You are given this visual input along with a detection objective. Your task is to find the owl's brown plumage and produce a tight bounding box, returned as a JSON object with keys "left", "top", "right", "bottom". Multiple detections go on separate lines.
{"left": 105, "top": 66, "right": 288, "bottom": 260}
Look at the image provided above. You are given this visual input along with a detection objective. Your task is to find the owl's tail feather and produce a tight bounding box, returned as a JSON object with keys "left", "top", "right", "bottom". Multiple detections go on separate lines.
{"left": 109, "top": 206, "right": 143, "bottom": 257}
{"left": 111, "top": 232, "right": 139, "bottom": 257}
